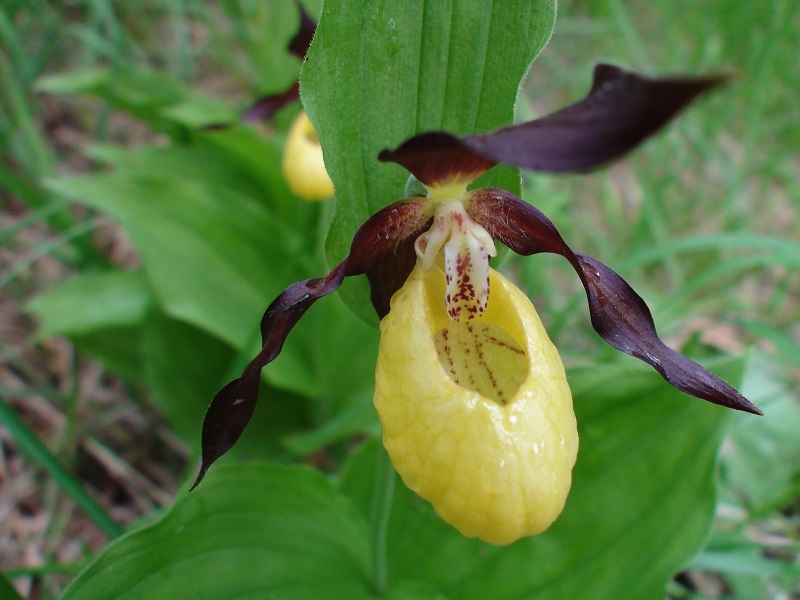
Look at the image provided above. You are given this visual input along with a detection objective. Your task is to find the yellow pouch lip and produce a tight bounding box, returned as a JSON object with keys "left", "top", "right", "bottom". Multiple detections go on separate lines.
{"left": 282, "top": 111, "right": 334, "bottom": 201}
{"left": 375, "top": 262, "right": 579, "bottom": 545}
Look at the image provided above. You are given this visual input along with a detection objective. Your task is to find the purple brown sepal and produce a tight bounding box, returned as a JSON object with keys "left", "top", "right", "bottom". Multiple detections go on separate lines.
{"left": 239, "top": 3, "right": 317, "bottom": 124}
{"left": 378, "top": 131, "right": 496, "bottom": 188}
{"left": 241, "top": 82, "right": 301, "bottom": 124}
{"left": 468, "top": 187, "right": 762, "bottom": 416}
{"left": 288, "top": 2, "right": 317, "bottom": 59}
{"left": 379, "top": 64, "right": 727, "bottom": 185}
{"left": 365, "top": 232, "right": 421, "bottom": 318}
{"left": 191, "top": 198, "right": 429, "bottom": 490}
{"left": 352, "top": 198, "right": 430, "bottom": 318}
{"left": 463, "top": 64, "right": 727, "bottom": 173}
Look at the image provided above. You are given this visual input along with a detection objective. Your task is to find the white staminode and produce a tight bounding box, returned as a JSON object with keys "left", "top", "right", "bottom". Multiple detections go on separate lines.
{"left": 414, "top": 198, "right": 497, "bottom": 321}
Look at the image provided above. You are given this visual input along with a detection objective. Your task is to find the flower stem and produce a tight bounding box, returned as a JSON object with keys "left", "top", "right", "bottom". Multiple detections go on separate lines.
{"left": 369, "top": 443, "right": 395, "bottom": 596}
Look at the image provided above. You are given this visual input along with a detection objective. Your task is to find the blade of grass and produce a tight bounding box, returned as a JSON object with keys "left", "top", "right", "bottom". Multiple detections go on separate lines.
{"left": 656, "top": 255, "right": 797, "bottom": 321}
{"left": 620, "top": 233, "right": 800, "bottom": 270}
{"left": 605, "top": 0, "right": 654, "bottom": 67}
{"left": 0, "top": 219, "right": 98, "bottom": 290}
{"left": 165, "top": 0, "right": 192, "bottom": 81}
{"left": 0, "top": 40, "right": 53, "bottom": 179}
{"left": 737, "top": 319, "right": 800, "bottom": 370}
{"left": 3, "top": 560, "right": 87, "bottom": 578}
{"left": 0, "top": 163, "right": 51, "bottom": 209}
{"left": 0, "top": 197, "right": 71, "bottom": 244}
{"left": 0, "top": 165, "right": 107, "bottom": 266}
{"left": 0, "top": 394, "right": 123, "bottom": 540}
{"left": 725, "top": 0, "right": 792, "bottom": 223}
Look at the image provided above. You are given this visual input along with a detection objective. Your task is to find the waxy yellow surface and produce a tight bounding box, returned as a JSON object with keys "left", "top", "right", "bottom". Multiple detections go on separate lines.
{"left": 374, "top": 263, "right": 578, "bottom": 545}
{"left": 282, "top": 111, "right": 334, "bottom": 201}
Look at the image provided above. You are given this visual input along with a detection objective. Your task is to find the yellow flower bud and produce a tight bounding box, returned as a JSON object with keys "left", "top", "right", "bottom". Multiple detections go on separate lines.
{"left": 282, "top": 111, "right": 334, "bottom": 201}
{"left": 374, "top": 262, "right": 578, "bottom": 545}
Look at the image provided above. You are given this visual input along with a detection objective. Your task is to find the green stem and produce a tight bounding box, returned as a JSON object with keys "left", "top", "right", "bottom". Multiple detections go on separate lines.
{"left": 369, "top": 443, "right": 395, "bottom": 597}
{"left": 0, "top": 394, "right": 124, "bottom": 540}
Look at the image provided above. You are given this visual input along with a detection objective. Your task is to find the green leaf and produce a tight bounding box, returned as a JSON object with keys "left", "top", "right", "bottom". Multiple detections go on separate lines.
{"left": 26, "top": 270, "right": 150, "bottom": 379}
{"left": 282, "top": 394, "right": 379, "bottom": 457}
{"left": 37, "top": 66, "right": 236, "bottom": 129}
{"left": 142, "top": 312, "right": 238, "bottom": 443}
{"left": 718, "top": 353, "right": 800, "bottom": 512}
{"left": 61, "top": 464, "right": 372, "bottom": 600}
{"left": 293, "top": 290, "right": 380, "bottom": 415}
{"left": 36, "top": 68, "right": 111, "bottom": 95}
{"left": 28, "top": 270, "right": 151, "bottom": 336}
{"left": 341, "top": 358, "right": 744, "bottom": 599}
{"left": 142, "top": 312, "right": 312, "bottom": 455}
{"left": 44, "top": 130, "right": 317, "bottom": 351}
{"left": 302, "top": 0, "right": 557, "bottom": 322}
{"left": 692, "top": 548, "right": 799, "bottom": 578}
{"left": 43, "top": 127, "right": 382, "bottom": 414}
{"left": 0, "top": 573, "right": 24, "bottom": 600}
{"left": 68, "top": 327, "right": 146, "bottom": 382}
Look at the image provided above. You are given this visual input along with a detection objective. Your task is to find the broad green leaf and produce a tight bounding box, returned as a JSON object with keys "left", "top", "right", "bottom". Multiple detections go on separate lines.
{"left": 718, "top": 353, "right": 800, "bottom": 512}
{"left": 142, "top": 311, "right": 312, "bottom": 456}
{"left": 28, "top": 270, "right": 151, "bottom": 336}
{"left": 37, "top": 128, "right": 375, "bottom": 444}
{"left": 293, "top": 290, "right": 380, "bottom": 416}
{"left": 27, "top": 271, "right": 312, "bottom": 451}
{"left": 44, "top": 129, "right": 317, "bottom": 351}
{"left": 43, "top": 127, "right": 383, "bottom": 417}
{"left": 62, "top": 464, "right": 372, "bottom": 600}
{"left": 0, "top": 573, "right": 24, "bottom": 600}
{"left": 142, "top": 312, "right": 238, "bottom": 443}
{"left": 282, "top": 393, "right": 379, "bottom": 457}
{"left": 67, "top": 327, "right": 146, "bottom": 383}
{"left": 37, "top": 66, "right": 235, "bottom": 129}
{"left": 26, "top": 270, "right": 150, "bottom": 379}
{"left": 341, "top": 358, "right": 744, "bottom": 599}
{"left": 302, "top": 0, "right": 557, "bottom": 322}
{"left": 692, "top": 548, "right": 799, "bottom": 579}
{"left": 35, "top": 68, "right": 110, "bottom": 95}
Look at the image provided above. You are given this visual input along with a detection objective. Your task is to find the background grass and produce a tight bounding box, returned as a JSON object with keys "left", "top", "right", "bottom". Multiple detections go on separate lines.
{"left": 0, "top": 0, "right": 798, "bottom": 598}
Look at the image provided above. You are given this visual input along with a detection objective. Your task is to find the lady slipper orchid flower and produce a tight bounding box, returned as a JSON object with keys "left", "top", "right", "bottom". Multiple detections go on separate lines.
{"left": 192, "top": 64, "right": 762, "bottom": 544}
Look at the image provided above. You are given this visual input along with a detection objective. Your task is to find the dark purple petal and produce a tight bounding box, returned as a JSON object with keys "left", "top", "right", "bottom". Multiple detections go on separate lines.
{"left": 378, "top": 132, "right": 496, "bottom": 188}
{"left": 239, "top": 4, "right": 316, "bottom": 124}
{"left": 189, "top": 374, "right": 260, "bottom": 491}
{"left": 191, "top": 198, "right": 429, "bottom": 489}
{"left": 351, "top": 197, "right": 430, "bottom": 317}
{"left": 241, "top": 82, "right": 301, "bottom": 124}
{"left": 365, "top": 232, "right": 421, "bottom": 318}
{"left": 379, "top": 64, "right": 726, "bottom": 182}
{"left": 288, "top": 2, "right": 317, "bottom": 59}
{"left": 468, "top": 187, "right": 761, "bottom": 415}
{"left": 463, "top": 64, "right": 727, "bottom": 173}
{"left": 573, "top": 253, "right": 758, "bottom": 411}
